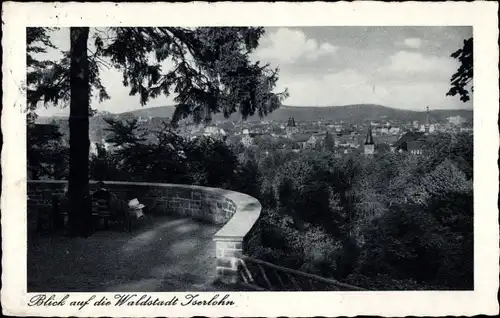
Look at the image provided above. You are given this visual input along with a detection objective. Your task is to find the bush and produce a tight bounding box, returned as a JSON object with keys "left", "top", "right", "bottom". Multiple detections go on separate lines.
{"left": 184, "top": 137, "right": 238, "bottom": 188}
{"left": 344, "top": 273, "right": 429, "bottom": 290}
{"left": 258, "top": 208, "right": 345, "bottom": 275}
{"left": 355, "top": 201, "right": 473, "bottom": 289}
{"left": 297, "top": 226, "right": 342, "bottom": 276}
{"left": 230, "top": 158, "right": 261, "bottom": 198}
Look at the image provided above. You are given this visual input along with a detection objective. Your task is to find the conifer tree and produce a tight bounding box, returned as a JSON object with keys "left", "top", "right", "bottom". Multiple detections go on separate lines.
{"left": 27, "top": 27, "right": 287, "bottom": 235}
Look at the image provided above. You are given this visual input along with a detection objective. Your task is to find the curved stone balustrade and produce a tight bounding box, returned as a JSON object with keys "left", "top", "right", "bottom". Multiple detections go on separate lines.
{"left": 27, "top": 180, "right": 262, "bottom": 284}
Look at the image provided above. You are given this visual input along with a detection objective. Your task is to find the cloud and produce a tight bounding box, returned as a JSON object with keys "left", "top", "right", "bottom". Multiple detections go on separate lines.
{"left": 274, "top": 68, "right": 468, "bottom": 110}
{"left": 253, "top": 28, "right": 338, "bottom": 64}
{"left": 276, "top": 69, "right": 382, "bottom": 106}
{"left": 394, "top": 38, "right": 422, "bottom": 49}
{"left": 310, "top": 42, "right": 338, "bottom": 60}
{"left": 403, "top": 38, "right": 422, "bottom": 49}
{"left": 384, "top": 51, "right": 458, "bottom": 78}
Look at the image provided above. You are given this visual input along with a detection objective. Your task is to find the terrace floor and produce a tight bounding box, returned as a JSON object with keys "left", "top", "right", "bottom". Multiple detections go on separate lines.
{"left": 28, "top": 215, "right": 225, "bottom": 292}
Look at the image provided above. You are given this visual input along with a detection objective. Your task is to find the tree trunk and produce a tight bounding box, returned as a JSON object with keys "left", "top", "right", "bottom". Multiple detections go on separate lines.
{"left": 67, "top": 27, "right": 91, "bottom": 237}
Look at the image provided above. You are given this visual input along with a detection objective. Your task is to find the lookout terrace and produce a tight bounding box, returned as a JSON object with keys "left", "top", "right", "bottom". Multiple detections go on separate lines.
{"left": 27, "top": 180, "right": 363, "bottom": 292}
{"left": 28, "top": 180, "right": 261, "bottom": 291}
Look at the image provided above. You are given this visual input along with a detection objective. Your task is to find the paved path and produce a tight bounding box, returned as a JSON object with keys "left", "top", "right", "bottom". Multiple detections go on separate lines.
{"left": 28, "top": 215, "right": 224, "bottom": 292}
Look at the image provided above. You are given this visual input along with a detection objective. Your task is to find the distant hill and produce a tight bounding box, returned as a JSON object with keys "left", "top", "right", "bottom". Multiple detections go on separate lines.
{"left": 120, "top": 106, "right": 177, "bottom": 119}
{"left": 118, "top": 104, "right": 473, "bottom": 124}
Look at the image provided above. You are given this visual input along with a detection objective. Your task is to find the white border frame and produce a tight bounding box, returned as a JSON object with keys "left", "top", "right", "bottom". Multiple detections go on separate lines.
{"left": 2, "top": 1, "right": 499, "bottom": 317}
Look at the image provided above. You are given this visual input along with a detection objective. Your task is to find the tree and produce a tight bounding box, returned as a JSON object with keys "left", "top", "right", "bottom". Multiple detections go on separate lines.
{"left": 90, "top": 143, "right": 117, "bottom": 181}
{"left": 26, "top": 27, "right": 59, "bottom": 119}
{"left": 27, "top": 122, "right": 68, "bottom": 180}
{"left": 185, "top": 137, "right": 238, "bottom": 187}
{"left": 357, "top": 189, "right": 473, "bottom": 290}
{"left": 422, "top": 133, "right": 473, "bottom": 179}
{"left": 99, "top": 119, "right": 189, "bottom": 183}
{"left": 94, "top": 27, "right": 288, "bottom": 125}
{"left": 421, "top": 159, "right": 472, "bottom": 202}
{"left": 323, "top": 131, "right": 335, "bottom": 151}
{"left": 253, "top": 134, "right": 278, "bottom": 151}
{"left": 137, "top": 123, "right": 189, "bottom": 184}
{"left": 28, "top": 27, "right": 287, "bottom": 236}
{"left": 232, "top": 159, "right": 261, "bottom": 199}
{"left": 28, "top": 27, "right": 109, "bottom": 236}
{"left": 447, "top": 37, "right": 473, "bottom": 102}
{"left": 27, "top": 28, "right": 109, "bottom": 115}
{"left": 104, "top": 118, "right": 146, "bottom": 148}
{"left": 67, "top": 27, "right": 92, "bottom": 236}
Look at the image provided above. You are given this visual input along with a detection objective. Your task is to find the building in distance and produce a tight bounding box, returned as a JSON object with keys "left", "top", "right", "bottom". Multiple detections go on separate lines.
{"left": 447, "top": 115, "right": 467, "bottom": 126}
{"left": 390, "top": 131, "right": 426, "bottom": 154}
{"left": 286, "top": 117, "right": 298, "bottom": 137}
{"left": 364, "top": 125, "right": 375, "bottom": 155}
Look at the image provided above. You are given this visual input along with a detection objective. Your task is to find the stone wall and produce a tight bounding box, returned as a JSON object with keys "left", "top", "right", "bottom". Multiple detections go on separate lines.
{"left": 27, "top": 180, "right": 261, "bottom": 284}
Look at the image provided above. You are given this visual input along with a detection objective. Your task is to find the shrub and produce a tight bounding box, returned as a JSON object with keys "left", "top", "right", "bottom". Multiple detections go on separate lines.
{"left": 355, "top": 201, "right": 472, "bottom": 289}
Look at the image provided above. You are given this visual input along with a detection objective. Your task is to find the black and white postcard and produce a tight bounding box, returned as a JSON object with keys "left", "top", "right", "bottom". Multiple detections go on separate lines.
{"left": 1, "top": 1, "right": 499, "bottom": 317}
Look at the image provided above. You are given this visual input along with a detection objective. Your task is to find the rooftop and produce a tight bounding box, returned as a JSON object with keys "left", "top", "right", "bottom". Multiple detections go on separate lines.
{"left": 392, "top": 132, "right": 426, "bottom": 150}
{"left": 292, "top": 133, "right": 313, "bottom": 142}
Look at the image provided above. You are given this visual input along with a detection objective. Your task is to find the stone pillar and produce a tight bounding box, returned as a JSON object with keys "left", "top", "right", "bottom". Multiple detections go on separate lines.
{"left": 214, "top": 238, "right": 243, "bottom": 284}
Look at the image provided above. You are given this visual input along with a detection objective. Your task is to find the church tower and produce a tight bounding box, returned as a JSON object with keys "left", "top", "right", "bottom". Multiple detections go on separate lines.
{"left": 424, "top": 106, "right": 430, "bottom": 135}
{"left": 286, "top": 116, "right": 298, "bottom": 137}
{"left": 364, "top": 125, "right": 375, "bottom": 155}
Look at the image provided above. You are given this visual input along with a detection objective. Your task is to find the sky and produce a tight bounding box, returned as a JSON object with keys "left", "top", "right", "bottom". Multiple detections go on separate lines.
{"left": 35, "top": 26, "right": 472, "bottom": 116}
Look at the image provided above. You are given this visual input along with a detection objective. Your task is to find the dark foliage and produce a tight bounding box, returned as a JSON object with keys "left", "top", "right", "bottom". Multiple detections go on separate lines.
{"left": 447, "top": 37, "right": 473, "bottom": 102}
{"left": 27, "top": 122, "right": 68, "bottom": 180}
{"left": 27, "top": 26, "right": 287, "bottom": 236}
{"left": 249, "top": 133, "right": 473, "bottom": 290}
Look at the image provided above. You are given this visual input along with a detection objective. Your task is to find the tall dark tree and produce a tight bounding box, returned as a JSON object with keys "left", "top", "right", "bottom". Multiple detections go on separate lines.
{"left": 27, "top": 27, "right": 287, "bottom": 236}
{"left": 447, "top": 37, "right": 473, "bottom": 102}
{"left": 68, "top": 28, "right": 91, "bottom": 236}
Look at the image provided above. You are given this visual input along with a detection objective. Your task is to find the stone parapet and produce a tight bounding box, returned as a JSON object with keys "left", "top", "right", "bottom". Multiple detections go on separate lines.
{"left": 27, "top": 180, "right": 261, "bottom": 284}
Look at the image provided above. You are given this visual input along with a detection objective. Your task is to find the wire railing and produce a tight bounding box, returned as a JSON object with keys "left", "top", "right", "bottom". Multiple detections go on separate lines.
{"left": 237, "top": 255, "right": 366, "bottom": 291}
